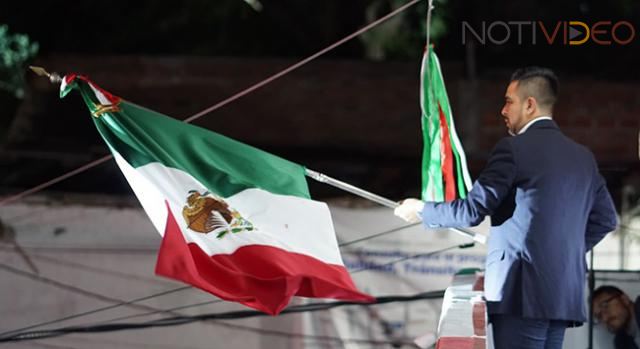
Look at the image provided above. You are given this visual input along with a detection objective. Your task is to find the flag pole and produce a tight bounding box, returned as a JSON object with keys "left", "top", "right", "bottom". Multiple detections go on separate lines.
{"left": 425, "top": 0, "right": 434, "bottom": 54}
{"left": 305, "top": 169, "right": 397, "bottom": 208}
{"left": 305, "top": 169, "right": 486, "bottom": 244}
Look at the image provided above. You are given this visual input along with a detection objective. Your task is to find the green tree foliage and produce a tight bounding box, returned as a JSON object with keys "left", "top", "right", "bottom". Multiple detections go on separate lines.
{"left": 0, "top": 25, "right": 38, "bottom": 98}
{"left": 359, "top": 0, "right": 449, "bottom": 60}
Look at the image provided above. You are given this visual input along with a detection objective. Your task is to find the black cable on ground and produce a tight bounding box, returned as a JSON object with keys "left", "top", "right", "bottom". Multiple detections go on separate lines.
{"left": 0, "top": 222, "right": 423, "bottom": 336}
{"left": 0, "top": 289, "right": 445, "bottom": 343}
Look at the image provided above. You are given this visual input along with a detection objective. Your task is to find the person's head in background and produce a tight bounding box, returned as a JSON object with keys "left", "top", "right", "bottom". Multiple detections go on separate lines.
{"left": 593, "top": 285, "right": 635, "bottom": 333}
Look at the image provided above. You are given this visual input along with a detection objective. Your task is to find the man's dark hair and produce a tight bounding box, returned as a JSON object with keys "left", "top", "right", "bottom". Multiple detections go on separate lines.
{"left": 593, "top": 285, "right": 625, "bottom": 300}
{"left": 510, "top": 67, "right": 559, "bottom": 110}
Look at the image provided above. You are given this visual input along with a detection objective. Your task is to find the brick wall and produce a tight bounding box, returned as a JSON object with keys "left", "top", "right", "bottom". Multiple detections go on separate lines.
{"left": 5, "top": 55, "right": 638, "bottom": 197}
{"left": 451, "top": 78, "right": 639, "bottom": 165}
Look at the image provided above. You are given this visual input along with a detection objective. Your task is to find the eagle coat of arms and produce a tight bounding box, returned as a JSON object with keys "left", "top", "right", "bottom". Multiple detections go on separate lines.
{"left": 181, "top": 190, "right": 254, "bottom": 239}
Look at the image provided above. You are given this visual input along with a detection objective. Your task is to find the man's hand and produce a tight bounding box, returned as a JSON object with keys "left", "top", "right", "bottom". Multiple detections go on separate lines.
{"left": 394, "top": 199, "right": 425, "bottom": 223}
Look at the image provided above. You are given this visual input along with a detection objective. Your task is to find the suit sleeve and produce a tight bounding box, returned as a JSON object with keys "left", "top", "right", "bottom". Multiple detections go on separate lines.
{"left": 421, "top": 137, "right": 517, "bottom": 228}
{"left": 585, "top": 173, "right": 618, "bottom": 251}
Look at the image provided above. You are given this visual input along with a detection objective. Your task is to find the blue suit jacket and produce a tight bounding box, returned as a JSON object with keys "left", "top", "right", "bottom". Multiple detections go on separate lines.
{"left": 421, "top": 119, "right": 618, "bottom": 323}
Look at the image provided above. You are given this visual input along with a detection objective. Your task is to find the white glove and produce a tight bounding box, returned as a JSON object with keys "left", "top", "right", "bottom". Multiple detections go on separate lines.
{"left": 394, "top": 199, "right": 425, "bottom": 223}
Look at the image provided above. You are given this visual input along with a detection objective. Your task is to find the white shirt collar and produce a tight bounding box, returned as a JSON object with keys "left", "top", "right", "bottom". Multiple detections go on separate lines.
{"left": 517, "top": 116, "right": 553, "bottom": 135}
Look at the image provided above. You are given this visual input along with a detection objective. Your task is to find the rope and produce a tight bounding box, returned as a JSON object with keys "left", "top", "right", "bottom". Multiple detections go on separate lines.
{"left": 0, "top": 222, "right": 421, "bottom": 336}
{"left": 0, "top": 290, "right": 444, "bottom": 343}
{"left": 0, "top": 0, "right": 423, "bottom": 207}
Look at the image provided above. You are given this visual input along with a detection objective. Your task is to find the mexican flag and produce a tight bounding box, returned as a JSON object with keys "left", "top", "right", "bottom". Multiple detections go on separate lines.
{"left": 420, "top": 47, "right": 472, "bottom": 202}
{"left": 60, "top": 75, "right": 373, "bottom": 315}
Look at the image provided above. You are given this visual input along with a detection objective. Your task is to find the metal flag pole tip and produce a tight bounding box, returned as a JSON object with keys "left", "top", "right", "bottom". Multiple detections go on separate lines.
{"left": 29, "top": 66, "right": 62, "bottom": 84}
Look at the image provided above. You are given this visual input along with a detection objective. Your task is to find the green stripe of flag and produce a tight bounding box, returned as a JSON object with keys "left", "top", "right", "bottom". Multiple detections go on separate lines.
{"left": 421, "top": 47, "right": 472, "bottom": 201}
{"left": 421, "top": 50, "right": 444, "bottom": 202}
{"left": 63, "top": 77, "right": 310, "bottom": 199}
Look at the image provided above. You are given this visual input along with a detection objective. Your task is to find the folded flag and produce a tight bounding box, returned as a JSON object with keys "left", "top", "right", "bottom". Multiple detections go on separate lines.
{"left": 61, "top": 75, "right": 373, "bottom": 315}
{"left": 420, "top": 47, "right": 472, "bottom": 202}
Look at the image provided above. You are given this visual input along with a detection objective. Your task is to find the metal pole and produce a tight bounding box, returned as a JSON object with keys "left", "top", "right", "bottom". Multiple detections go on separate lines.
{"left": 588, "top": 250, "right": 594, "bottom": 349}
{"left": 305, "top": 169, "right": 486, "bottom": 244}
{"left": 425, "top": 0, "right": 434, "bottom": 52}
{"left": 306, "top": 169, "right": 397, "bottom": 208}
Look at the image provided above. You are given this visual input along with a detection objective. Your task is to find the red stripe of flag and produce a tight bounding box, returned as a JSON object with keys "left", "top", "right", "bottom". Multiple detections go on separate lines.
{"left": 155, "top": 202, "right": 374, "bottom": 315}
{"left": 438, "top": 103, "right": 456, "bottom": 202}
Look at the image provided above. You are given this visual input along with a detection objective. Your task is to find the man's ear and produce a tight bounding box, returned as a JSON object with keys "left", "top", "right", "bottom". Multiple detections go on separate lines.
{"left": 526, "top": 97, "right": 537, "bottom": 115}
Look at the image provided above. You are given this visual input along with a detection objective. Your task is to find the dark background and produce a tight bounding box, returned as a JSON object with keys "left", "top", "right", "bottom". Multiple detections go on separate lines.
{"left": 2, "top": 1, "right": 637, "bottom": 75}
{"left": 1, "top": 0, "right": 638, "bottom": 205}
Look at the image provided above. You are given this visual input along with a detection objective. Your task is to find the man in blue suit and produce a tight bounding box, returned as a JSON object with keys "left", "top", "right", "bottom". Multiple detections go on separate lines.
{"left": 395, "top": 67, "right": 618, "bottom": 349}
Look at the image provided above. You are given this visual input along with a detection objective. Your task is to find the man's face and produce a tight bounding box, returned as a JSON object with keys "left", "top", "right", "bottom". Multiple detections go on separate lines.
{"left": 593, "top": 292, "right": 631, "bottom": 333}
{"left": 500, "top": 81, "right": 528, "bottom": 135}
